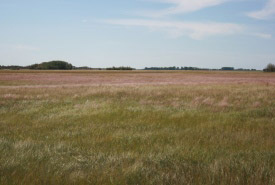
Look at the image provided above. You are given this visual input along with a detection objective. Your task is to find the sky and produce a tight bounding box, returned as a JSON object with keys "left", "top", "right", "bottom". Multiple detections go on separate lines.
{"left": 0, "top": 0, "right": 275, "bottom": 69}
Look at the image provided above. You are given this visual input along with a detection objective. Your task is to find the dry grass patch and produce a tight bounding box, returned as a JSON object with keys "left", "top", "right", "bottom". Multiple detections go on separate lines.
{"left": 0, "top": 71, "right": 274, "bottom": 185}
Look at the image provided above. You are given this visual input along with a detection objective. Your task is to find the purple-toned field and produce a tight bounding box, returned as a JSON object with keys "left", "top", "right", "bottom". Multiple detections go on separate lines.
{"left": 0, "top": 70, "right": 274, "bottom": 88}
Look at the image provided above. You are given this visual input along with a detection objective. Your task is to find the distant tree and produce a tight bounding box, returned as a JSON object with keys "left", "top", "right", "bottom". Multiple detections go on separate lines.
{"left": 263, "top": 63, "right": 275, "bottom": 72}
{"left": 28, "top": 61, "right": 73, "bottom": 70}
{"left": 0, "top": 65, "right": 24, "bottom": 70}
{"left": 221, "top": 67, "right": 234, "bottom": 71}
{"left": 29, "top": 64, "right": 39, "bottom": 69}
{"left": 144, "top": 66, "right": 209, "bottom": 70}
{"left": 106, "top": 66, "right": 135, "bottom": 70}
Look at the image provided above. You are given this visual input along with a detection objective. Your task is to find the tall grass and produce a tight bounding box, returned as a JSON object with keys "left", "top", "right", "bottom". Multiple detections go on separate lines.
{"left": 0, "top": 75, "right": 274, "bottom": 184}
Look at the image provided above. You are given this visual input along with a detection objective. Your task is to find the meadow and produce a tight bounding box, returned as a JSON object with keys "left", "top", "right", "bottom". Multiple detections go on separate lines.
{"left": 0, "top": 70, "right": 274, "bottom": 185}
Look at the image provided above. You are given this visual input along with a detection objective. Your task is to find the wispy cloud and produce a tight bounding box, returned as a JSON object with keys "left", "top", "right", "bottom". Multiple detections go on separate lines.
{"left": 247, "top": 0, "right": 275, "bottom": 20}
{"left": 139, "top": 0, "right": 228, "bottom": 17}
{"left": 103, "top": 19, "right": 243, "bottom": 39}
{"left": 100, "top": 1, "right": 272, "bottom": 40}
{"left": 251, "top": 33, "right": 272, "bottom": 39}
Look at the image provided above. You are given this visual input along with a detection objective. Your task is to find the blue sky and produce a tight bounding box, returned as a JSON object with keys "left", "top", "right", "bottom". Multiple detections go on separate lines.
{"left": 0, "top": 0, "right": 275, "bottom": 69}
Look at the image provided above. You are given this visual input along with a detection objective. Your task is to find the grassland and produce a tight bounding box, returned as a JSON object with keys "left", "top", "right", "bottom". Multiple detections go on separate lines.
{"left": 0, "top": 70, "right": 274, "bottom": 185}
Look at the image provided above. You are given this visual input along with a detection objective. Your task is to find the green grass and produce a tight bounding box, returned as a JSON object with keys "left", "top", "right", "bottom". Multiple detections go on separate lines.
{"left": 0, "top": 79, "right": 274, "bottom": 184}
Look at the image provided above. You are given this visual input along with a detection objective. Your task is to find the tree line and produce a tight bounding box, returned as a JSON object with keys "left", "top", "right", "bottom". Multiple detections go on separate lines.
{"left": 0, "top": 61, "right": 73, "bottom": 70}
{"left": 0, "top": 61, "right": 135, "bottom": 70}
{"left": 1, "top": 61, "right": 274, "bottom": 72}
{"left": 144, "top": 66, "right": 257, "bottom": 71}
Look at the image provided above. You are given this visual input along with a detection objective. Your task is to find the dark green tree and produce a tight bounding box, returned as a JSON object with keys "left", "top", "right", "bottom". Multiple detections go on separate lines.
{"left": 264, "top": 63, "right": 275, "bottom": 72}
{"left": 29, "top": 61, "right": 73, "bottom": 70}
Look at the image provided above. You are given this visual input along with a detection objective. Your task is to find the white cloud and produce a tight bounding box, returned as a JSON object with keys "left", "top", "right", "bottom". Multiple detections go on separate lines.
{"left": 247, "top": 0, "right": 275, "bottom": 20}
{"left": 103, "top": 19, "right": 243, "bottom": 39}
{"left": 251, "top": 33, "right": 272, "bottom": 39}
{"left": 140, "top": 0, "right": 228, "bottom": 17}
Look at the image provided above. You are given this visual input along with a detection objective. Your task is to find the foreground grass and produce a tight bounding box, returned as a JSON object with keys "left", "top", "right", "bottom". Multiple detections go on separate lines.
{"left": 0, "top": 83, "right": 274, "bottom": 185}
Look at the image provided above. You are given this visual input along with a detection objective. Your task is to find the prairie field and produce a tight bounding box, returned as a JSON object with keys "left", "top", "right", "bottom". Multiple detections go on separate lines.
{"left": 0, "top": 70, "right": 274, "bottom": 185}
